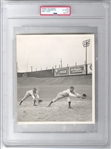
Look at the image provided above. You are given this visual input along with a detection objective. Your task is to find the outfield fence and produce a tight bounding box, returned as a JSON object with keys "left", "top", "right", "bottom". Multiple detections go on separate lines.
{"left": 54, "top": 64, "right": 92, "bottom": 77}
{"left": 17, "top": 64, "right": 92, "bottom": 78}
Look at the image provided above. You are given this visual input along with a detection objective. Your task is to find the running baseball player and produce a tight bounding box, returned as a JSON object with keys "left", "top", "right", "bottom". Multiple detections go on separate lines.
{"left": 47, "top": 86, "right": 85, "bottom": 109}
{"left": 19, "top": 87, "right": 42, "bottom": 106}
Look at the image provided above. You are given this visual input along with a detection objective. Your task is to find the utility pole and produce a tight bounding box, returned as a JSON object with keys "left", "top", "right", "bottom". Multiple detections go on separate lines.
{"left": 82, "top": 39, "right": 90, "bottom": 75}
{"left": 52, "top": 67, "right": 54, "bottom": 73}
{"left": 60, "top": 58, "right": 62, "bottom": 68}
{"left": 27, "top": 60, "right": 28, "bottom": 72}
{"left": 31, "top": 66, "right": 33, "bottom": 72}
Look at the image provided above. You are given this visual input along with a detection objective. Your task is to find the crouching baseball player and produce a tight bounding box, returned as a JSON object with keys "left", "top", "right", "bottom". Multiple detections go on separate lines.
{"left": 19, "top": 87, "right": 42, "bottom": 106}
{"left": 47, "top": 86, "right": 85, "bottom": 109}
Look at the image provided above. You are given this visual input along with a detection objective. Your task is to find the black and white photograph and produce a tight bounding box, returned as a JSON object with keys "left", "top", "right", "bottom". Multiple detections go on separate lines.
{"left": 17, "top": 34, "right": 95, "bottom": 124}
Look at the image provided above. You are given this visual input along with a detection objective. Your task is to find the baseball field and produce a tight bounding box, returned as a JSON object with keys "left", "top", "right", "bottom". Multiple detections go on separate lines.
{"left": 17, "top": 75, "right": 92, "bottom": 123}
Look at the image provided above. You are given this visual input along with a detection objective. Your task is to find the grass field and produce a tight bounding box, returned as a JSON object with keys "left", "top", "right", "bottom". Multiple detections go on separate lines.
{"left": 17, "top": 75, "right": 92, "bottom": 123}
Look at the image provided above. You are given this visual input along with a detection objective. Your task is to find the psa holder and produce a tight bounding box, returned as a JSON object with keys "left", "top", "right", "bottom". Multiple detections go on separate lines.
{"left": 0, "top": 0, "right": 111, "bottom": 148}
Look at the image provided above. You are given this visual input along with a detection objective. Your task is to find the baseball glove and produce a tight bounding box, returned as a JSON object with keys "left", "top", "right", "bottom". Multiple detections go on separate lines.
{"left": 82, "top": 94, "right": 87, "bottom": 99}
{"left": 38, "top": 99, "right": 43, "bottom": 103}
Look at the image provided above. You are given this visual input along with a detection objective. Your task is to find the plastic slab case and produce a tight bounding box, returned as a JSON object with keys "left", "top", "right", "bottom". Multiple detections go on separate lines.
{"left": 0, "top": 0, "right": 111, "bottom": 148}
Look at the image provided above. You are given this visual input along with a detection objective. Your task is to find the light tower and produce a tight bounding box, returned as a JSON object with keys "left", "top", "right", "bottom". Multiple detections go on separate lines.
{"left": 82, "top": 39, "right": 90, "bottom": 75}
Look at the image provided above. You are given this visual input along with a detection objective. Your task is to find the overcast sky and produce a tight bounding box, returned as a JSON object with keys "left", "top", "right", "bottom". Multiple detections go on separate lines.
{"left": 17, "top": 34, "right": 94, "bottom": 72}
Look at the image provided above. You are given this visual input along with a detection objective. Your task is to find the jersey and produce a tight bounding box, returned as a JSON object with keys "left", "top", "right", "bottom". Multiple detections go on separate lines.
{"left": 59, "top": 89, "right": 80, "bottom": 98}
{"left": 26, "top": 90, "right": 39, "bottom": 100}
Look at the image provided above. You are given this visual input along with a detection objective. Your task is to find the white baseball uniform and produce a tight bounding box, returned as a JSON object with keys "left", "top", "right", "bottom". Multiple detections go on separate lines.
{"left": 52, "top": 89, "right": 80, "bottom": 102}
{"left": 21, "top": 90, "right": 39, "bottom": 102}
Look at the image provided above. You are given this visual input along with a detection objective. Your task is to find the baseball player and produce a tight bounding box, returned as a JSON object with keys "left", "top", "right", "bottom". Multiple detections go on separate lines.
{"left": 19, "top": 87, "right": 41, "bottom": 106}
{"left": 47, "top": 86, "right": 84, "bottom": 109}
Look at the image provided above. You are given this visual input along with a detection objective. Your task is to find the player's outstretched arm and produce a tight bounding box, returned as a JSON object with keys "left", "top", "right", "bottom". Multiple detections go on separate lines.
{"left": 76, "top": 93, "right": 87, "bottom": 99}
{"left": 76, "top": 93, "right": 82, "bottom": 98}
{"left": 36, "top": 94, "right": 43, "bottom": 103}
